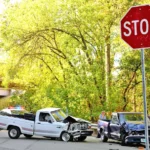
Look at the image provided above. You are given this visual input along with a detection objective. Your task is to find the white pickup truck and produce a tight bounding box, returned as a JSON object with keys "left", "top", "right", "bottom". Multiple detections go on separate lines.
{"left": 0, "top": 108, "right": 93, "bottom": 142}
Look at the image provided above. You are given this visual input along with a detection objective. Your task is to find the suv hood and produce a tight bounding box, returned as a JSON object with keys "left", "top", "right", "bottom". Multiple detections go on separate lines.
{"left": 126, "top": 122, "right": 145, "bottom": 131}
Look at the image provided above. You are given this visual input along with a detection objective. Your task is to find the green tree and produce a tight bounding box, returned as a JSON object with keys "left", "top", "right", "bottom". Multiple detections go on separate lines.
{"left": 0, "top": 0, "right": 150, "bottom": 121}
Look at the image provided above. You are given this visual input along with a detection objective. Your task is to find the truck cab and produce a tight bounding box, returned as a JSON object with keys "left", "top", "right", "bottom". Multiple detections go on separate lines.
{"left": 34, "top": 108, "right": 68, "bottom": 138}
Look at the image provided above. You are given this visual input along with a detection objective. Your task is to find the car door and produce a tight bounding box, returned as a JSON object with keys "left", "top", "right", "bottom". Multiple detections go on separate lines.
{"left": 109, "top": 114, "right": 121, "bottom": 139}
{"left": 34, "top": 112, "right": 63, "bottom": 137}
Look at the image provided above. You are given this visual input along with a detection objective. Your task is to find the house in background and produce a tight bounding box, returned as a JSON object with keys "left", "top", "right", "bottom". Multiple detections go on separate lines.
{"left": 0, "top": 88, "right": 11, "bottom": 98}
{"left": 0, "top": 79, "right": 11, "bottom": 98}
{"left": 0, "top": 86, "right": 12, "bottom": 109}
{"left": 0, "top": 79, "right": 21, "bottom": 109}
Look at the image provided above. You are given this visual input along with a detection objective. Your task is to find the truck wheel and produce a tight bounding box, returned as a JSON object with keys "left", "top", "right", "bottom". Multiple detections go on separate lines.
{"left": 60, "top": 132, "right": 71, "bottom": 142}
{"left": 121, "top": 134, "right": 126, "bottom": 146}
{"left": 24, "top": 134, "right": 33, "bottom": 138}
{"left": 8, "top": 127, "right": 21, "bottom": 139}
{"left": 97, "top": 132, "right": 100, "bottom": 138}
{"left": 100, "top": 130, "right": 108, "bottom": 142}
{"left": 78, "top": 136, "right": 87, "bottom": 142}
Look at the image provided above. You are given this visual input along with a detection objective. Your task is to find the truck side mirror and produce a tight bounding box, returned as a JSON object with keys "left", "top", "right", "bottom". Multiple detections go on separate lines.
{"left": 48, "top": 120, "right": 52, "bottom": 123}
{"left": 117, "top": 122, "right": 120, "bottom": 125}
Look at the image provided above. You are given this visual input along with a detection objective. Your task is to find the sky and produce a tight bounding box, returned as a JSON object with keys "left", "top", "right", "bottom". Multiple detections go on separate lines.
{"left": 0, "top": 0, "right": 21, "bottom": 14}
{"left": 0, "top": 0, "right": 5, "bottom": 14}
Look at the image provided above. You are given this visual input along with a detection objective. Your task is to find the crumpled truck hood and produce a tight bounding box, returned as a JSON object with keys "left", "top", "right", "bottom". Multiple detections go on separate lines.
{"left": 126, "top": 122, "right": 146, "bottom": 131}
{"left": 63, "top": 115, "right": 90, "bottom": 124}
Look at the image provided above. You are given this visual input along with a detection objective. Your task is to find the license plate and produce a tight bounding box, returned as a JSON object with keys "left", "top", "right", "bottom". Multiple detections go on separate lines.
{"left": 141, "top": 139, "right": 146, "bottom": 143}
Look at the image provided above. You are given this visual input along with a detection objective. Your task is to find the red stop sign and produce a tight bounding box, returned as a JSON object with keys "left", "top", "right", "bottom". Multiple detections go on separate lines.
{"left": 121, "top": 5, "right": 150, "bottom": 49}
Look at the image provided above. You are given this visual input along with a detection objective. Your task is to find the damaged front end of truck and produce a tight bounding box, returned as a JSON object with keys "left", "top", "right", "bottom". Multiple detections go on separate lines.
{"left": 61, "top": 116, "right": 93, "bottom": 142}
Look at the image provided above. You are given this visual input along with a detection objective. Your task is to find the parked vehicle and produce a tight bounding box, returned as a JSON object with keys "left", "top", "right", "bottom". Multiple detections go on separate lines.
{"left": 0, "top": 108, "right": 93, "bottom": 141}
{"left": 1, "top": 106, "right": 28, "bottom": 115}
{"left": 97, "top": 112, "right": 150, "bottom": 145}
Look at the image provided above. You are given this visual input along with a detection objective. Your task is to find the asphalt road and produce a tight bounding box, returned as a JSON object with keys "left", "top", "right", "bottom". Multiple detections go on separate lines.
{"left": 0, "top": 130, "right": 145, "bottom": 150}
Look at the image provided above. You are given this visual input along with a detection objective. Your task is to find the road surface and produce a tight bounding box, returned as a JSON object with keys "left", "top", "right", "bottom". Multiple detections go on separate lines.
{"left": 0, "top": 130, "right": 145, "bottom": 150}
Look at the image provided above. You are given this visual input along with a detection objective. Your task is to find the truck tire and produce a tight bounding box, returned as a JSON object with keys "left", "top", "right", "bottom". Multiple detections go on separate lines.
{"left": 60, "top": 132, "right": 71, "bottom": 142}
{"left": 121, "top": 134, "right": 126, "bottom": 146}
{"left": 24, "top": 134, "right": 33, "bottom": 138}
{"left": 78, "top": 136, "right": 87, "bottom": 142}
{"left": 100, "top": 130, "right": 108, "bottom": 142}
{"left": 8, "top": 126, "right": 21, "bottom": 139}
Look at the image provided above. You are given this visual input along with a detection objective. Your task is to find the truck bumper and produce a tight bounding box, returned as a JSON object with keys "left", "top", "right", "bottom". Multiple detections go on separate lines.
{"left": 126, "top": 135, "right": 150, "bottom": 143}
{"left": 70, "top": 130, "right": 93, "bottom": 138}
{"left": 80, "top": 130, "right": 93, "bottom": 136}
{"left": 71, "top": 131, "right": 81, "bottom": 138}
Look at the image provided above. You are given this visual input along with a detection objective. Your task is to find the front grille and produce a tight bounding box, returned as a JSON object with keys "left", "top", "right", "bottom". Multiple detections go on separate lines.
{"left": 69, "top": 122, "right": 89, "bottom": 131}
{"left": 69, "top": 123, "right": 81, "bottom": 131}
{"left": 130, "top": 130, "right": 150, "bottom": 136}
{"left": 149, "top": 130, "right": 150, "bottom": 135}
{"left": 139, "top": 130, "right": 150, "bottom": 136}
{"left": 80, "top": 123, "right": 88, "bottom": 130}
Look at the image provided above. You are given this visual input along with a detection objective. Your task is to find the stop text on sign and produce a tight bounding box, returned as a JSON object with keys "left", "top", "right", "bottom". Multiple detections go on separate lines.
{"left": 123, "top": 19, "right": 149, "bottom": 36}
{"left": 121, "top": 5, "right": 150, "bottom": 49}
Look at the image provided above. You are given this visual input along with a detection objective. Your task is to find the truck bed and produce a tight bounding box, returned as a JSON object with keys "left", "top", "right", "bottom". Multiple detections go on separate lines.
{"left": 0, "top": 113, "right": 35, "bottom": 135}
{"left": 11, "top": 113, "right": 35, "bottom": 121}
{"left": 98, "top": 119, "right": 110, "bottom": 128}
{"left": 0, "top": 111, "right": 35, "bottom": 121}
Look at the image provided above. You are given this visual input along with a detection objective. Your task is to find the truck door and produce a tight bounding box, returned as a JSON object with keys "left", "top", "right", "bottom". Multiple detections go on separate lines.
{"left": 109, "top": 114, "right": 120, "bottom": 139}
{"left": 34, "top": 112, "right": 62, "bottom": 137}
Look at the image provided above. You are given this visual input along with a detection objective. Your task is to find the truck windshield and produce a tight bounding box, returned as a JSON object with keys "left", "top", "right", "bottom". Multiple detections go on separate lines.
{"left": 51, "top": 109, "right": 67, "bottom": 122}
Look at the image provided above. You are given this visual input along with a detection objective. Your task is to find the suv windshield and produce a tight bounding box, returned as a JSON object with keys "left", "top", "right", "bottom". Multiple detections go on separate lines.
{"left": 120, "top": 113, "right": 150, "bottom": 124}
{"left": 51, "top": 109, "right": 67, "bottom": 122}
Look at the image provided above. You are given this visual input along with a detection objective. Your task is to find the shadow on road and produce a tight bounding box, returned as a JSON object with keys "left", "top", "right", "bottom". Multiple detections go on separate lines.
{"left": 107, "top": 140, "right": 145, "bottom": 149}
{"left": 20, "top": 136, "right": 146, "bottom": 148}
{"left": 0, "top": 133, "right": 146, "bottom": 149}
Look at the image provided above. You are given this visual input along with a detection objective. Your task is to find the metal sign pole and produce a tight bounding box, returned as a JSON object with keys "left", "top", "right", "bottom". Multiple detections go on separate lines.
{"left": 141, "top": 48, "right": 149, "bottom": 150}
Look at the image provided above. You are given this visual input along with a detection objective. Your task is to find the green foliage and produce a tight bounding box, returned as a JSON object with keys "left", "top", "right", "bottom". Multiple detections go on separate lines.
{"left": 0, "top": 0, "right": 150, "bottom": 121}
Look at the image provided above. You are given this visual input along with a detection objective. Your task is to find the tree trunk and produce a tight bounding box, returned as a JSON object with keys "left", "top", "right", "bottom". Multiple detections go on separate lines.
{"left": 105, "top": 35, "right": 111, "bottom": 103}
